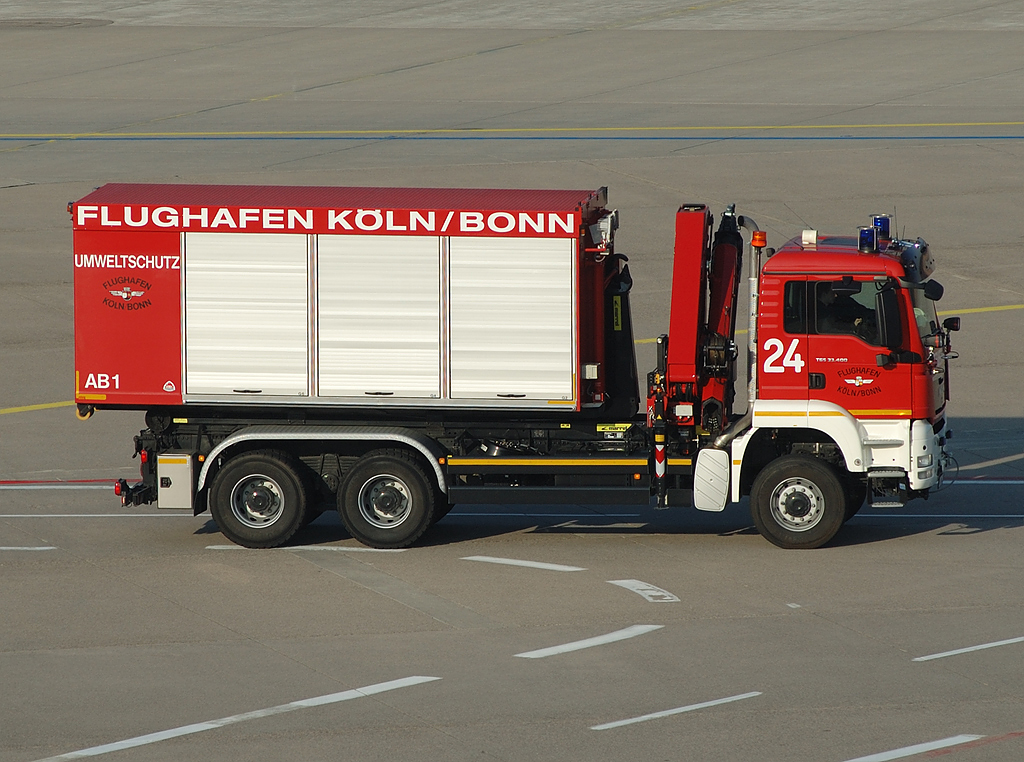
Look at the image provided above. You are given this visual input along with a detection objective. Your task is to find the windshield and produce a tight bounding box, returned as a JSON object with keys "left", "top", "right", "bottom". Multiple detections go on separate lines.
{"left": 911, "top": 287, "right": 941, "bottom": 348}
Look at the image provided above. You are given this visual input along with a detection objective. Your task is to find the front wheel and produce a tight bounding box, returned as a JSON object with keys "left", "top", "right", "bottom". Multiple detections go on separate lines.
{"left": 750, "top": 455, "right": 847, "bottom": 549}
{"left": 338, "top": 449, "right": 435, "bottom": 548}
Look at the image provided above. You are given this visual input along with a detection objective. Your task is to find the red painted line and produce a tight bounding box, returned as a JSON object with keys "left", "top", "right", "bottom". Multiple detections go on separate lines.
{"left": 0, "top": 479, "right": 115, "bottom": 485}
{"left": 925, "top": 730, "right": 1024, "bottom": 756}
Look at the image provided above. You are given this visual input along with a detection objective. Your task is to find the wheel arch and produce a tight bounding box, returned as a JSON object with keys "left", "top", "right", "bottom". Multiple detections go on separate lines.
{"left": 730, "top": 401, "right": 869, "bottom": 501}
{"left": 196, "top": 425, "right": 448, "bottom": 496}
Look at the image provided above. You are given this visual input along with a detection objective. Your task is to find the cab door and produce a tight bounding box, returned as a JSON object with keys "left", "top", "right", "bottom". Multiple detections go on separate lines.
{"left": 756, "top": 275, "right": 808, "bottom": 402}
{"left": 805, "top": 277, "right": 912, "bottom": 417}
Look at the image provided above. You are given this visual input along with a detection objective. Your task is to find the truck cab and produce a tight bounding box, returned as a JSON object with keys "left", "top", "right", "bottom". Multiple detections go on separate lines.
{"left": 712, "top": 226, "right": 958, "bottom": 548}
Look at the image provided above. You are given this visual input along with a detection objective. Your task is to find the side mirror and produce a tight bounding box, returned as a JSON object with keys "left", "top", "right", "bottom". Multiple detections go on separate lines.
{"left": 943, "top": 316, "right": 961, "bottom": 331}
{"left": 876, "top": 287, "right": 903, "bottom": 350}
{"left": 923, "top": 280, "right": 944, "bottom": 301}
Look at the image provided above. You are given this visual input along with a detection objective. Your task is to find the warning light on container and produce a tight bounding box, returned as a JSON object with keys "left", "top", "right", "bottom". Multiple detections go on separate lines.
{"left": 751, "top": 230, "right": 767, "bottom": 248}
{"left": 140, "top": 450, "right": 149, "bottom": 464}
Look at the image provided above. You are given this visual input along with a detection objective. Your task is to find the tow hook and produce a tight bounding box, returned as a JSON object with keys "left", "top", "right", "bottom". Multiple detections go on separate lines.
{"left": 114, "top": 479, "right": 155, "bottom": 507}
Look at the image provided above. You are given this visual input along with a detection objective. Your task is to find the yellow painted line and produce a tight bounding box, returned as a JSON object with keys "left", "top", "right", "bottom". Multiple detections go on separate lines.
{"left": 809, "top": 411, "right": 845, "bottom": 417}
{"left": 668, "top": 458, "right": 692, "bottom": 466}
{"left": 0, "top": 400, "right": 75, "bottom": 415}
{"left": 849, "top": 409, "right": 912, "bottom": 417}
{"left": 158, "top": 457, "right": 189, "bottom": 465}
{"left": 939, "top": 304, "right": 1024, "bottom": 315}
{"left": 5, "top": 122, "right": 1023, "bottom": 140}
{"left": 754, "top": 411, "right": 806, "bottom": 417}
{"left": 447, "top": 458, "right": 648, "bottom": 467}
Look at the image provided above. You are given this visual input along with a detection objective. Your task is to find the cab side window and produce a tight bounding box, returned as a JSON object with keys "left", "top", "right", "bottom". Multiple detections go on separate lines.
{"left": 814, "top": 281, "right": 880, "bottom": 345}
{"left": 783, "top": 281, "right": 806, "bottom": 334}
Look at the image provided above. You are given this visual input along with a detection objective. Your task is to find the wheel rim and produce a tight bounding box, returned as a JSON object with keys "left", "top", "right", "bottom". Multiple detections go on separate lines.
{"left": 769, "top": 477, "right": 826, "bottom": 532}
{"left": 357, "top": 474, "right": 412, "bottom": 529}
{"left": 230, "top": 474, "right": 286, "bottom": 529}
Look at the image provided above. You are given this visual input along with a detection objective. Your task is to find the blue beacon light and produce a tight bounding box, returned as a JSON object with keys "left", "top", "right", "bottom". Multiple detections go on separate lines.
{"left": 871, "top": 213, "right": 892, "bottom": 242}
{"left": 858, "top": 226, "right": 878, "bottom": 253}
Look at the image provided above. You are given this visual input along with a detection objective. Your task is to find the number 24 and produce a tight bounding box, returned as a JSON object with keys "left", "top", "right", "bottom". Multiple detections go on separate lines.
{"left": 763, "top": 338, "right": 805, "bottom": 373}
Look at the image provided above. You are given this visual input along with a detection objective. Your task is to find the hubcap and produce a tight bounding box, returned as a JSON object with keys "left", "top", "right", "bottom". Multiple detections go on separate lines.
{"left": 230, "top": 475, "right": 285, "bottom": 528}
{"left": 358, "top": 474, "right": 412, "bottom": 529}
{"left": 769, "top": 477, "right": 825, "bottom": 532}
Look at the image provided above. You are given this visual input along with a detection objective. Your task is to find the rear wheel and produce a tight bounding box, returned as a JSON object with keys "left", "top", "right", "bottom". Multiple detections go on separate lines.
{"left": 750, "top": 455, "right": 847, "bottom": 549}
{"left": 338, "top": 449, "right": 435, "bottom": 548}
{"left": 209, "top": 450, "right": 308, "bottom": 548}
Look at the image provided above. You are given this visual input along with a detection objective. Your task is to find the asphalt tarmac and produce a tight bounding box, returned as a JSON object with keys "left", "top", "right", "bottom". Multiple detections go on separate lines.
{"left": 2, "top": 2, "right": 1023, "bottom": 761}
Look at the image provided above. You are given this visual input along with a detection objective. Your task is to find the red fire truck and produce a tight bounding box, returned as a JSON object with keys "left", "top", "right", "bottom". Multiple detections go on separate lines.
{"left": 71, "top": 184, "right": 958, "bottom": 549}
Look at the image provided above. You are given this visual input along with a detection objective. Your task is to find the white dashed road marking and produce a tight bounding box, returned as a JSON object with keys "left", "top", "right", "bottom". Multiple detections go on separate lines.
{"left": 462, "top": 555, "right": 585, "bottom": 572}
{"left": 0, "top": 546, "right": 56, "bottom": 551}
{"left": 913, "top": 635, "right": 1024, "bottom": 662}
{"left": 607, "top": 579, "right": 679, "bottom": 602}
{"left": 31, "top": 676, "right": 441, "bottom": 762}
{"left": 591, "top": 691, "right": 762, "bottom": 730}
{"left": 515, "top": 624, "right": 663, "bottom": 659}
{"left": 839, "top": 734, "right": 983, "bottom": 762}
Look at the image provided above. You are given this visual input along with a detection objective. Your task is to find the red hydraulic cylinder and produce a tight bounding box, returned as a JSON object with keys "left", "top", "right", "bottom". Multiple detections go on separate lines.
{"left": 666, "top": 205, "right": 713, "bottom": 386}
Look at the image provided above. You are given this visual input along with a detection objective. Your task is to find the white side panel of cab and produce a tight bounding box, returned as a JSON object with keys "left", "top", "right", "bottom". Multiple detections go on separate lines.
{"left": 318, "top": 235, "right": 441, "bottom": 398}
{"left": 449, "top": 237, "right": 575, "bottom": 401}
{"left": 184, "top": 232, "right": 309, "bottom": 396}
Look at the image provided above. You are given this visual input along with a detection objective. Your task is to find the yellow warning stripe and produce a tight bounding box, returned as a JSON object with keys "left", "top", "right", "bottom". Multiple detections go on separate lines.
{"left": 448, "top": 458, "right": 648, "bottom": 467}
{"left": 849, "top": 409, "right": 912, "bottom": 417}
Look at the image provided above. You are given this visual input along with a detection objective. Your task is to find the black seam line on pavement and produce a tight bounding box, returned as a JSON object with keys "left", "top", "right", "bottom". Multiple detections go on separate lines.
{"left": 32, "top": 547, "right": 363, "bottom": 685}
{"left": 488, "top": 24, "right": 937, "bottom": 146}
{"left": 0, "top": 26, "right": 304, "bottom": 96}
{"left": 795, "top": 608, "right": 1024, "bottom": 701}
{"left": 295, "top": 551, "right": 495, "bottom": 630}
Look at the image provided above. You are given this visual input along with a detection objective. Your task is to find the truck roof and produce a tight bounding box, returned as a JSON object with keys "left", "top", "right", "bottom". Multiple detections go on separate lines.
{"left": 763, "top": 235, "right": 905, "bottom": 278}
{"left": 75, "top": 183, "right": 604, "bottom": 213}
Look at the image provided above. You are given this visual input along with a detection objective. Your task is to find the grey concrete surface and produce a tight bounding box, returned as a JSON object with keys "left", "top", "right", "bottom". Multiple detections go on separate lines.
{"left": 2, "top": 2, "right": 1024, "bottom": 761}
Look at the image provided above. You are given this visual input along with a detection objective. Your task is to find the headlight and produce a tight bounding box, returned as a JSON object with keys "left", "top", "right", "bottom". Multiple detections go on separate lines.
{"left": 917, "top": 454, "right": 933, "bottom": 468}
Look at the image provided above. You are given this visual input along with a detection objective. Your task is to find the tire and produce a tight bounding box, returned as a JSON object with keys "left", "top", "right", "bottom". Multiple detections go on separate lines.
{"left": 750, "top": 455, "right": 847, "bottom": 549}
{"left": 209, "top": 450, "right": 309, "bottom": 548}
{"left": 843, "top": 474, "right": 867, "bottom": 522}
{"left": 338, "top": 449, "right": 435, "bottom": 549}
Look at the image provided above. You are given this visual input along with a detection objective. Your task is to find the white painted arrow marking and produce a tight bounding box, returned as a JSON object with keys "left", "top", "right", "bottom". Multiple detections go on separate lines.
{"left": 607, "top": 579, "right": 679, "bottom": 602}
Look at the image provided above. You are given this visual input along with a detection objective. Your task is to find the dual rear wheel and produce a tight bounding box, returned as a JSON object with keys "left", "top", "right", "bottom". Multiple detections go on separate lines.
{"left": 209, "top": 448, "right": 439, "bottom": 549}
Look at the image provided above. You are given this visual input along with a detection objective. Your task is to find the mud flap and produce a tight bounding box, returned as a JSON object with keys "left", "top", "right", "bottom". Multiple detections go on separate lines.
{"left": 694, "top": 448, "right": 730, "bottom": 512}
